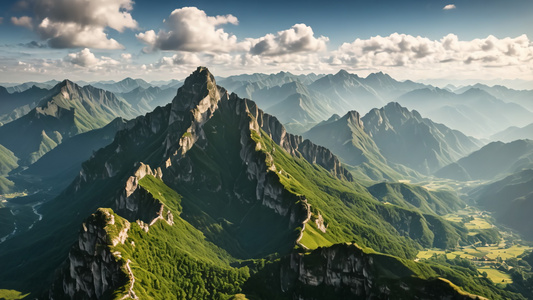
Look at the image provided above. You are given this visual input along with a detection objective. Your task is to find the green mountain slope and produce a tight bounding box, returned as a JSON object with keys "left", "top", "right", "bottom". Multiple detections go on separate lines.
{"left": 303, "top": 110, "right": 420, "bottom": 181}
{"left": 368, "top": 182, "right": 465, "bottom": 216}
{"left": 0, "top": 80, "right": 139, "bottom": 165}
{"left": 362, "top": 102, "right": 482, "bottom": 174}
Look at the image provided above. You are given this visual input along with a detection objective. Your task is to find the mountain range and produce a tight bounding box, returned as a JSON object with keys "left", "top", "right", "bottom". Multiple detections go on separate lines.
{"left": 0, "top": 68, "right": 532, "bottom": 299}
{"left": 397, "top": 87, "right": 533, "bottom": 138}
{"left": 1, "top": 67, "right": 524, "bottom": 299}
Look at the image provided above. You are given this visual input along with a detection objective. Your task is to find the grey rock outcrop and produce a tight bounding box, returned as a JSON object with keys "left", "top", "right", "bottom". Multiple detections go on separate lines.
{"left": 279, "top": 243, "right": 486, "bottom": 300}
{"left": 48, "top": 209, "right": 129, "bottom": 299}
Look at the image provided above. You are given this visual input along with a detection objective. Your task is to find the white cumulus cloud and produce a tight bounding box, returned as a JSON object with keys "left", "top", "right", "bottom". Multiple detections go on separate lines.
{"left": 65, "top": 48, "right": 119, "bottom": 68}
{"left": 443, "top": 4, "right": 456, "bottom": 10}
{"left": 137, "top": 7, "right": 242, "bottom": 53}
{"left": 328, "top": 33, "right": 533, "bottom": 80}
{"left": 13, "top": 0, "right": 137, "bottom": 49}
{"left": 11, "top": 16, "right": 33, "bottom": 29}
{"left": 248, "top": 24, "right": 329, "bottom": 56}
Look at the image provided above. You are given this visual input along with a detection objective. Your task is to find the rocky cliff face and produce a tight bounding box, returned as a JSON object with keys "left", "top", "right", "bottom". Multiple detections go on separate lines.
{"left": 279, "top": 243, "right": 485, "bottom": 300}
{"left": 48, "top": 209, "right": 129, "bottom": 300}
{"left": 115, "top": 162, "right": 167, "bottom": 224}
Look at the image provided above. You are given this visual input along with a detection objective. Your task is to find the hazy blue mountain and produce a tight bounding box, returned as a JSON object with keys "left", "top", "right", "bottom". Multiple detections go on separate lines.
{"left": 217, "top": 72, "right": 324, "bottom": 101}
{"left": 455, "top": 83, "right": 533, "bottom": 112}
{"left": 2, "top": 80, "right": 60, "bottom": 93}
{"left": 361, "top": 71, "right": 426, "bottom": 100}
{"left": 491, "top": 123, "right": 533, "bottom": 142}
{"left": 0, "top": 85, "right": 55, "bottom": 125}
{"left": 149, "top": 79, "right": 183, "bottom": 88}
{"left": 90, "top": 77, "right": 152, "bottom": 93}
{"left": 397, "top": 87, "right": 533, "bottom": 138}
{"left": 0, "top": 80, "right": 138, "bottom": 165}
{"left": 309, "top": 70, "right": 384, "bottom": 114}
{"left": 472, "top": 169, "right": 533, "bottom": 240}
{"left": 118, "top": 86, "right": 177, "bottom": 114}
{"left": 308, "top": 70, "right": 427, "bottom": 115}
{"left": 218, "top": 71, "right": 323, "bottom": 92}
{"left": 362, "top": 102, "right": 483, "bottom": 174}
{"left": 435, "top": 139, "right": 533, "bottom": 181}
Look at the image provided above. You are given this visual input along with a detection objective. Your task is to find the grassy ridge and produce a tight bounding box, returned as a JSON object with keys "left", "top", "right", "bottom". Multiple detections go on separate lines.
{"left": 109, "top": 177, "right": 250, "bottom": 299}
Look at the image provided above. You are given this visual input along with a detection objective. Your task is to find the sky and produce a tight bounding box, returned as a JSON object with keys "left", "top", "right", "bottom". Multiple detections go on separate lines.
{"left": 0, "top": 0, "right": 532, "bottom": 86}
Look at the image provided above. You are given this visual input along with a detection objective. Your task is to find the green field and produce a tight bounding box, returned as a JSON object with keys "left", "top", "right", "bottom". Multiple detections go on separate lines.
{"left": 417, "top": 244, "right": 531, "bottom": 261}
{"left": 0, "top": 289, "right": 29, "bottom": 300}
{"left": 478, "top": 267, "right": 513, "bottom": 285}
{"left": 299, "top": 221, "right": 333, "bottom": 250}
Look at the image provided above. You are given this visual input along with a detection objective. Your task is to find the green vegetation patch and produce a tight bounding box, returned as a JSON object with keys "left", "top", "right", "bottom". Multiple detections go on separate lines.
{"left": 138, "top": 175, "right": 182, "bottom": 213}
{"left": 0, "top": 290, "right": 29, "bottom": 300}
{"left": 299, "top": 221, "right": 334, "bottom": 250}
{"left": 478, "top": 267, "right": 513, "bottom": 286}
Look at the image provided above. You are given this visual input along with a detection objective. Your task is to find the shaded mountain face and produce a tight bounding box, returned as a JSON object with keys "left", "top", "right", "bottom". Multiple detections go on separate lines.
{"left": 362, "top": 102, "right": 483, "bottom": 174}
{"left": 21, "top": 117, "right": 134, "bottom": 192}
{"left": 0, "top": 80, "right": 139, "bottom": 165}
{"left": 0, "top": 86, "right": 55, "bottom": 125}
{"left": 435, "top": 139, "right": 533, "bottom": 181}
{"left": 472, "top": 169, "right": 533, "bottom": 240}
{"left": 397, "top": 87, "right": 533, "bottom": 138}
{"left": 0, "top": 67, "right": 490, "bottom": 299}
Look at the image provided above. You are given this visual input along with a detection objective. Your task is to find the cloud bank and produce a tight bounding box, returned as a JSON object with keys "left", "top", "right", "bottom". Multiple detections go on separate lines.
{"left": 137, "top": 7, "right": 241, "bottom": 52}
{"left": 248, "top": 24, "right": 328, "bottom": 56}
{"left": 12, "top": 0, "right": 138, "bottom": 49}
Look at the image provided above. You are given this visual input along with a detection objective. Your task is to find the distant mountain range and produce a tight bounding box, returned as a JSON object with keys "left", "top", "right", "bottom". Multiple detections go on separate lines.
{"left": 397, "top": 87, "right": 533, "bottom": 138}
{"left": 435, "top": 139, "right": 533, "bottom": 181}
{"left": 491, "top": 123, "right": 533, "bottom": 142}
{"left": 0, "top": 80, "right": 138, "bottom": 167}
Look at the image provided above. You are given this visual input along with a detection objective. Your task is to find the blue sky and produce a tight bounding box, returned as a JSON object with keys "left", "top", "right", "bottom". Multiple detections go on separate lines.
{"left": 0, "top": 0, "right": 532, "bottom": 85}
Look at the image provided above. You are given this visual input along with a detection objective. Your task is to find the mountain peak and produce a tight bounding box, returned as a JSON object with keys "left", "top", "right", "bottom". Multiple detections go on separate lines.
{"left": 170, "top": 67, "right": 220, "bottom": 115}
{"left": 366, "top": 71, "right": 392, "bottom": 80}
{"left": 334, "top": 69, "right": 351, "bottom": 78}
{"left": 56, "top": 79, "right": 80, "bottom": 92}
{"left": 343, "top": 110, "right": 364, "bottom": 128}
